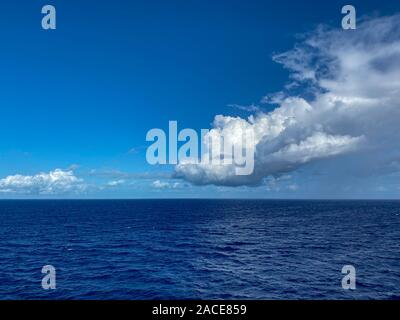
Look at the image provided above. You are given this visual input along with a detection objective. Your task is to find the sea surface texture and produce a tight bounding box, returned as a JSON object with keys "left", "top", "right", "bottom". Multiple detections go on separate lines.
{"left": 0, "top": 200, "right": 399, "bottom": 300}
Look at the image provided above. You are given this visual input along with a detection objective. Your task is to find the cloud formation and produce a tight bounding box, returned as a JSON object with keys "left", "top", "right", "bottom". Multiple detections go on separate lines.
{"left": 175, "top": 14, "right": 400, "bottom": 186}
{"left": 152, "top": 180, "right": 185, "bottom": 189}
{"left": 106, "top": 179, "right": 126, "bottom": 187}
{"left": 0, "top": 169, "right": 85, "bottom": 194}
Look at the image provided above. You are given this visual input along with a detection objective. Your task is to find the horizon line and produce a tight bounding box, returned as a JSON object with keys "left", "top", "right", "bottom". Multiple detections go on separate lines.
{"left": 0, "top": 198, "right": 399, "bottom": 201}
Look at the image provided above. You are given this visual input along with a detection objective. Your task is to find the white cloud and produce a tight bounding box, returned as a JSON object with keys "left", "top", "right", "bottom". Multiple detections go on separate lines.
{"left": 175, "top": 14, "right": 400, "bottom": 186}
{"left": 0, "top": 169, "right": 85, "bottom": 195}
{"left": 152, "top": 180, "right": 184, "bottom": 189}
{"left": 288, "top": 184, "right": 299, "bottom": 191}
{"left": 106, "top": 179, "right": 125, "bottom": 187}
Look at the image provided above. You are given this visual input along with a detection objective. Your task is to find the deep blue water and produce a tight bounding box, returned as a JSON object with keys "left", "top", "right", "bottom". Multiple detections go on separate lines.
{"left": 0, "top": 200, "right": 399, "bottom": 300}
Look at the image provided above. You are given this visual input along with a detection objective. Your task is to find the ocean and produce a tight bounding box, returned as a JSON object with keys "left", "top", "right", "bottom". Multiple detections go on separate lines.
{"left": 0, "top": 200, "right": 399, "bottom": 300}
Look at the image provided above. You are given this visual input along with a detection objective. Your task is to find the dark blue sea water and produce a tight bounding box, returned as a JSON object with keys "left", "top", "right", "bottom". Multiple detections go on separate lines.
{"left": 0, "top": 200, "right": 399, "bottom": 300}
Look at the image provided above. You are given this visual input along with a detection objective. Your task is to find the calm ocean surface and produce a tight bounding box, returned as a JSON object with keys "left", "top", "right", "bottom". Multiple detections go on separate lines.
{"left": 0, "top": 200, "right": 399, "bottom": 300}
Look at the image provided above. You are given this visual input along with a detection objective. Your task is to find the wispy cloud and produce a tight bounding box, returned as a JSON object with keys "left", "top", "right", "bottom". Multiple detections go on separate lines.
{"left": 88, "top": 169, "right": 172, "bottom": 180}
{"left": 152, "top": 180, "right": 186, "bottom": 189}
{"left": 228, "top": 103, "right": 261, "bottom": 113}
{"left": 106, "top": 179, "right": 126, "bottom": 187}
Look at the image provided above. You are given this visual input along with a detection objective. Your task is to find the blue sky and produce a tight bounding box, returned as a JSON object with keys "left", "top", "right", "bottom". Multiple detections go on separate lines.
{"left": 0, "top": 0, "right": 400, "bottom": 198}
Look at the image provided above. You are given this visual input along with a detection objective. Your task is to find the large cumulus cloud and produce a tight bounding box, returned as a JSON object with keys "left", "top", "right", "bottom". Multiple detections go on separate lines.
{"left": 175, "top": 14, "right": 400, "bottom": 186}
